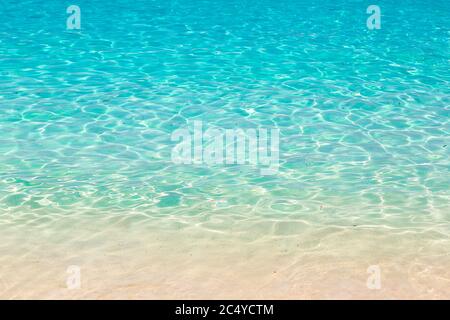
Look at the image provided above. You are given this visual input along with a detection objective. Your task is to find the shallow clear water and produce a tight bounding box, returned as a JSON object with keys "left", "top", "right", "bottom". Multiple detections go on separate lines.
{"left": 0, "top": 0, "right": 449, "bottom": 298}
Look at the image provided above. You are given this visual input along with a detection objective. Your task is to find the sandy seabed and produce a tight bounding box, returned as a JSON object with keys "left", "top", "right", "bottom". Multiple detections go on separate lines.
{"left": 1, "top": 211, "right": 449, "bottom": 300}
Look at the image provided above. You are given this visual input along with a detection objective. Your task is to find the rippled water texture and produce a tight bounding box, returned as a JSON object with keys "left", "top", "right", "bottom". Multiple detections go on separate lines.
{"left": 0, "top": 0, "right": 449, "bottom": 298}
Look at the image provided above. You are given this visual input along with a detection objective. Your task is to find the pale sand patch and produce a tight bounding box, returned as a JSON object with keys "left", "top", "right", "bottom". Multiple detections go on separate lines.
{"left": 0, "top": 213, "right": 449, "bottom": 299}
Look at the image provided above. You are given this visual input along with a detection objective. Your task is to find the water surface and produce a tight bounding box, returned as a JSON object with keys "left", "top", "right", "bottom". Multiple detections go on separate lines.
{"left": 0, "top": 0, "right": 449, "bottom": 298}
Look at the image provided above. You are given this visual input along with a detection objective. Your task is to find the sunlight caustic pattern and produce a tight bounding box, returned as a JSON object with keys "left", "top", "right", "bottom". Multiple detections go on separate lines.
{"left": 0, "top": 0, "right": 449, "bottom": 299}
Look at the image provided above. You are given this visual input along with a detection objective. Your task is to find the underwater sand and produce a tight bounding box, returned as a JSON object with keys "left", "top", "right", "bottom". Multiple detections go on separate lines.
{"left": 0, "top": 0, "right": 449, "bottom": 299}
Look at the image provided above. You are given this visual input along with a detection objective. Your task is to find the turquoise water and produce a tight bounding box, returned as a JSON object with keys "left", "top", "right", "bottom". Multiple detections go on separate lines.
{"left": 0, "top": 0, "right": 449, "bottom": 298}
{"left": 0, "top": 0, "right": 450, "bottom": 299}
